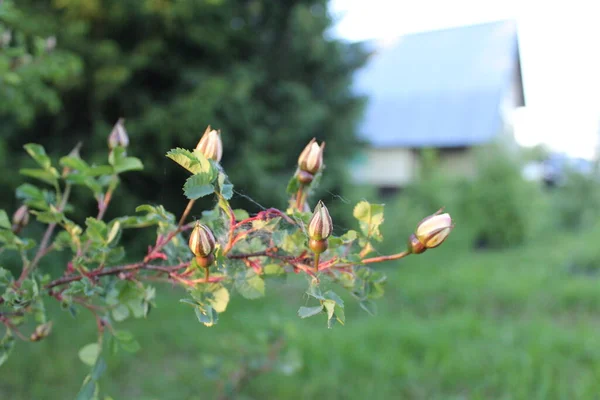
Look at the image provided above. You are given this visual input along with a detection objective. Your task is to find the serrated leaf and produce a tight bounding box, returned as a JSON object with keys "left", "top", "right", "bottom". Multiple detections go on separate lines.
{"left": 114, "top": 157, "right": 143, "bottom": 174}
{"left": 59, "top": 156, "right": 90, "bottom": 172}
{"left": 166, "top": 148, "right": 213, "bottom": 175}
{"left": 15, "top": 183, "right": 44, "bottom": 201}
{"left": 24, "top": 143, "right": 51, "bottom": 169}
{"left": 353, "top": 201, "right": 385, "bottom": 241}
{"left": 183, "top": 174, "right": 215, "bottom": 200}
{"left": 298, "top": 306, "right": 323, "bottom": 318}
{"left": 19, "top": 168, "right": 59, "bottom": 185}
{"left": 234, "top": 270, "right": 265, "bottom": 299}
{"left": 79, "top": 343, "right": 100, "bottom": 366}
{"left": 0, "top": 210, "right": 10, "bottom": 229}
{"left": 111, "top": 304, "right": 130, "bottom": 322}
{"left": 85, "top": 217, "right": 107, "bottom": 243}
{"left": 323, "top": 299, "right": 336, "bottom": 321}
{"left": 208, "top": 286, "right": 230, "bottom": 313}
{"left": 324, "top": 290, "right": 345, "bottom": 308}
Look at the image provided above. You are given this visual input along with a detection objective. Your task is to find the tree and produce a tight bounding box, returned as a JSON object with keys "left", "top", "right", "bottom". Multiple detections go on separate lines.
{"left": 1, "top": 0, "right": 369, "bottom": 222}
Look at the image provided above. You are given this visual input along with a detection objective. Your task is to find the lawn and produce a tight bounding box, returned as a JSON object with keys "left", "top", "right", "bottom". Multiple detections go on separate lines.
{"left": 2, "top": 230, "right": 600, "bottom": 399}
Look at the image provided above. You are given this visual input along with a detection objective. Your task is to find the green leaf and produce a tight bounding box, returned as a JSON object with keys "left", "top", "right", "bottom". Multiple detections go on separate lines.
{"left": 111, "top": 304, "right": 130, "bottom": 322}
{"left": 0, "top": 210, "right": 10, "bottom": 229}
{"left": 233, "top": 209, "right": 250, "bottom": 221}
{"left": 114, "top": 330, "right": 141, "bottom": 353}
{"left": 359, "top": 300, "right": 378, "bottom": 316}
{"left": 59, "top": 156, "right": 90, "bottom": 172}
{"left": 32, "top": 207, "right": 64, "bottom": 224}
{"left": 0, "top": 331, "right": 15, "bottom": 367}
{"left": 79, "top": 343, "right": 100, "bottom": 366}
{"left": 19, "top": 168, "right": 59, "bottom": 185}
{"left": 323, "top": 299, "right": 336, "bottom": 321}
{"left": 109, "top": 147, "right": 143, "bottom": 173}
{"left": 286, "top": 175, "right": 301, "bottom": 195}
{"left": 234, "top": 270, "right": 265, "bottom": 299}
{"left": 75, "top": 377, "right": 96, "bottom": 400}
{"left": 183, "top": 174, "right": 215, "bottom": 200}
{"left": 353, "top": 201, "right": 385, "bottom": 241}
{"left": 0, "top": 268, "right": 13, "bottom": 287}
{"left": 166, "top": 148, "right": 213, "bottom": 175}
{"left": 24, "top": 143, "right": 51, "bottom": 170}
{"left": 85, "top": 218, "right": 107, "bottom": 243}
{"left": 88, "top": 165, "right": 113, "bottom": 176}
{"left": 298, "top": 306, "right": 323, "bottom": 318}
{"left": 114, "top": 157, "right": 143, "bottom": 174}
{"left": 91, "top": 357, "right": 107, "bottom": 381}
{"left": 324, "top": 290, "right": 345, "bottom": 308}
{"left": 15, "top": 184, "right": 50, "bottom": 210}
{"left": 208, "top": 286, "right": 230, "bottom": 313}
{"left": 217, "top": 172, "right": 234, "bottom": 200}
{"left": 194, "top": 305, "right": 218, "bottom": 327}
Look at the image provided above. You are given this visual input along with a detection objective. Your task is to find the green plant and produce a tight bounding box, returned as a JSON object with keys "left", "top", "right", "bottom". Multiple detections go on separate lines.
{"left": 0, "top": 121, "right": 453, "bottom": 398}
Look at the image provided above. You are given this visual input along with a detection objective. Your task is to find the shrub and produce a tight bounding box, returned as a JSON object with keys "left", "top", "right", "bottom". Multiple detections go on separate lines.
{"left": 456, "top": 144, "right": 549, "bottom": 249}
{"left": 0, "top": 122, "right": 454, "bottom": 397}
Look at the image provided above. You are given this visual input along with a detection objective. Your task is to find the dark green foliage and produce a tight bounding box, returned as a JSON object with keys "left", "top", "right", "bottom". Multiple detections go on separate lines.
{"left": 1, "top": 0, "right": 369, "bottom": 219}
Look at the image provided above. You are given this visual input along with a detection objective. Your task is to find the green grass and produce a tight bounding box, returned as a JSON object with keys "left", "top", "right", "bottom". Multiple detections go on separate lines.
{"left": 3, "top": 231, "right": 600, "bottom": 399}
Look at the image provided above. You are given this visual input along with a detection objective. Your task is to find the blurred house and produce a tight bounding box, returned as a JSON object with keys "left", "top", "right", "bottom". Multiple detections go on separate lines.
{"left": 352, "top": 20, "right": 525, "bottom": 193}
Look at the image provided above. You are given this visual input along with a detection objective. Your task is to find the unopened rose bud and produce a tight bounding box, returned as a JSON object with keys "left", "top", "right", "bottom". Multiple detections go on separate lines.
{"left": 195, "top": 125, "right": 223, "bottom": 162}
{"left": 298, "top": 138, "right": 325, "bottom": 176}
{"left": 189, "top": 222, "right": 216, "bottom": 258}
{"left": 12, "top": 205, "right": 29, "bottom": 233}
{"left": 30, "top": 321, "right": 53, "bottom": 342}
{"left": 108, "top": 118, "right": 129, "bottom": 149}
{"left": 308, "top": 201, "right": 332, "bottom": 255}
{"left": 409, "top": 210, "right": 453, "bottom": 253}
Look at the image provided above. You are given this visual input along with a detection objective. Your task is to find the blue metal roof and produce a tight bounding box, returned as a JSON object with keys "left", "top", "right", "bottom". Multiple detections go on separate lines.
{"left": 353, "top": 20, "right": 523, "bottom": 148}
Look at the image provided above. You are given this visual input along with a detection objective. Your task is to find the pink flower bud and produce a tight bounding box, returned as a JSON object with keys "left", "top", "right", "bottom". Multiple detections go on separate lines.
{"left": 308, "top": 200, "right": 333, "bottom": 241}
{"left": 108, "top": 118, "right": 129, "bottom": 149}
{"left": 298, "top": 138, "right": 325, "bottom": 175}
{"left": 189, "top": 222, "right": 216, "bottom": 258}
{"left": 30, "top": 321, "right": 53, "bottom": 342}
{"left": 12, "top": 205, "right": 29, "bottom": 231}
{"left": 414, "top": 211, "right": 453, "bottom": 249}
{"left": 195, "top": 126, "right": 223, "bottom": 162}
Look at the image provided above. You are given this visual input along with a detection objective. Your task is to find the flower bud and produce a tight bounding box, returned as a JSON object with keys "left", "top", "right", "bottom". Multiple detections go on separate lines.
{"left": 308, "top": 200, "right": 333, "bottom": 241}
{"left": 30, "top": 321, "right": 53, "bottom": 342}
{"left": 12, "top": 205, "right": 29, "bottom": 233}
{"left": 413, "top": 211, "right": 453, "bottom": 251}
{"left": 189, "top": 222, "right": 216, "bottom": 258}
{"left": 298, "top": 138, "right": 325, "bottom": 175}
{"left": 108, "top": 118, "right": 129, "bottom": 149}
{"left": 195, "top": 125, "right": 223, "bottom": 162}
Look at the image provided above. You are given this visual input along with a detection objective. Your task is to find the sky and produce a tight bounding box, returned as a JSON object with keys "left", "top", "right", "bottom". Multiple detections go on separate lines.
{"left": 328, "top": 0, "right": 600, "bottom": 159}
